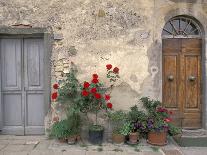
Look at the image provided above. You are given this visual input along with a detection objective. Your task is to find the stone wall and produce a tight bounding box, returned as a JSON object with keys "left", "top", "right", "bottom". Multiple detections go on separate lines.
{"left": 1, "top": 0, "right": 207, "bottom": 128}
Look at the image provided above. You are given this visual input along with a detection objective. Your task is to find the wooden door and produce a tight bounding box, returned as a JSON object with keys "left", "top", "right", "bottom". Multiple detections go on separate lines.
{"left": 0, "top": 38, "right": 45, "bottom": 135}
{"left": 163, "top": 38, "right": 202, "bottom": 129}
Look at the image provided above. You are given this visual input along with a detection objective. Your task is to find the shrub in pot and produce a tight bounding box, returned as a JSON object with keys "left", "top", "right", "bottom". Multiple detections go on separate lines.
{"left": 108, "top": 110, "right": 127, "bottom": 144}
{"left": 141, "top": 97, "right": 181, "bottom": 146}
{"left": 77, "top": 65, "right": 120, "bottom": 144}
{"left": 49, "top": 119, "right": 70, "bottom": 143}
{"left": 66, "top": 112, "right": 81, "bottom": 144}
{"left": 126, "top": 105, "right": 147, "bottom": 144}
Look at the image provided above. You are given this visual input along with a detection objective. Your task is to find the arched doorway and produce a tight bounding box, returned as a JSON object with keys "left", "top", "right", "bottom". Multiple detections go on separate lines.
{"left": 162, "top": 16, "right": 202, "bottom": 129}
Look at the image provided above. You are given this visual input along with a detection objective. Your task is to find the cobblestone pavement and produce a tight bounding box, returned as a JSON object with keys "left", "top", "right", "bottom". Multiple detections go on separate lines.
{"left": 0, "top": 135, "right": 184, "bottom": 155}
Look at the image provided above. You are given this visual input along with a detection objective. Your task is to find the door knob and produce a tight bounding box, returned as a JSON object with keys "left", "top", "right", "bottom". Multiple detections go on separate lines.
{"left": 188, "top": 75, "right": 196, "bottom": 81}
{"left": 167, "top": 75, "right": 174, "bottom": 81}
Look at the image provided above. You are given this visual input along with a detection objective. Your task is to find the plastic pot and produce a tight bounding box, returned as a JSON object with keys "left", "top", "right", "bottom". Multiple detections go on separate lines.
{"left": 89, "top": 125, "right": 104, "bottom": 144}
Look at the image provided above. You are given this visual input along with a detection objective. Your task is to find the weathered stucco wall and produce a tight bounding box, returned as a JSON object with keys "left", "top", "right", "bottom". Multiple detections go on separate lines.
{"left": 1, "top": 0, "right": 207, "bottom": 113}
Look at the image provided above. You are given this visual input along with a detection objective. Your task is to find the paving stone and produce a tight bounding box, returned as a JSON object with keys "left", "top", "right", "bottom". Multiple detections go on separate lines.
{"left": 35, "top": 140, "right": 51, "bottom": 150}
{"left": 22, "top": 144, "right": 36, "bottom": 151}
{"left": 162, "top": 149, "right": 183, "bottom": 155}
{"left": 143, "top": 150, "right": 163, "bottom": 155}
{"left": 0, "top": 140, "right": 10, "bottom": 145}
{"left": 63, "top": 150, "right": 86, "bottom": 155}
{"left": 30, "top": 150, "right": 61, "bottom": 155}
{"left": 86, "top": 151, "right": 107, "bottom": 155}
{"left": 9, "top": 140, "right": 26, "bottom": 145}
{"left": 0, "top": 144, "right": 7, "bottom": 151}
{"left": 2, "top": 144, "right": 25, "bottom": 152}
{"left": 3, "top": 151, "right": 29, "bottom": 155}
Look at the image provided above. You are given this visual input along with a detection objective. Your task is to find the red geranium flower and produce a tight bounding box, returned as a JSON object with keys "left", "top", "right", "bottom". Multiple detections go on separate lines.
{"left": 83, "top": 82, "right": 90, "bottom": 88}
{"left": 107, "top": 103, "right": 113, "bottom": 109}
{"left": 93, "top": 74, "right": 98, "bottom": 79}
{"left": 51, "top": 92, "right": 58, "bottom": 100}
{"left": 82, "top": 90, "right": 89, "bottom": 96}
{"left": 90, "top": 88, "right": 97, "bottom": 93}
{"left": 106, "top": 64, "right": 112, "bottom": 70}
{"left": 92, "top": 78, "right": 99, "bottom": 84}
{"left": 94, "top": 93, "right": 101, "bottom": 99}
{"left": 113, "top": 67, "right": 119, "bottom": 73}
{"left": 164, "top": 118, "right": 172, "bottom": 123}
{"left": 53, "top": 83, "right": 59, "bottom": 89}
{"left": 105, "top": 94, "right": 110, "bottom": 101}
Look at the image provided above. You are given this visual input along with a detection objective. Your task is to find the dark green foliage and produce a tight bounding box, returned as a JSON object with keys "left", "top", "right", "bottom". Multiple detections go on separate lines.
{"left": 50, "top": 112, "right": 81, "bottom": 139}
{"left": 49, "top": 120, "right": 70, "bottom": 139}
{"left": 58, "top": 65, "right": 80, "bottom": 105}
{"left": 108, "top": 110, "right": 127, "bottom": 134}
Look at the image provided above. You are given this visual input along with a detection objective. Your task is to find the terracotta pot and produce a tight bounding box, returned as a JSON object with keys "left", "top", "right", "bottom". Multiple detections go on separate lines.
{"left": 76, "top": 134, "right": 81, "bottom": 141}
{"left": 67, "top": 135, "right": 77, "bottom": 145}
{"left": 147, "top": 131, "right": 167, "bottom": 146}
{"left": 129, "top": 132, "right": 139, "bottom": 144}
{"left": 112, "top": 133, "right": 125, "bottom": 144}
{"left": 58, "top": 138, "right": 67, "bottom": 143}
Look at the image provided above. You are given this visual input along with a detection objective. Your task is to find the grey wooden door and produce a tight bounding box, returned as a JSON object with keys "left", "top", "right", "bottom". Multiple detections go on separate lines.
{"left": 0, "top": 38, "right": 45, "bottom": 135}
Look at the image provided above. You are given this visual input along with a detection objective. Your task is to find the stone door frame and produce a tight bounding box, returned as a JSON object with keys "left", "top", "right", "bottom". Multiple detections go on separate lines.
{"left": 155, "top": 9, "right": 207, "bottom": 129}
{"left": 0, "top": 27, "right": 53, "bottom": 131}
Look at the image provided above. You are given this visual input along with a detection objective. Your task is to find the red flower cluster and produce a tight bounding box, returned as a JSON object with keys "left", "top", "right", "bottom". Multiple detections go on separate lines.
{"left": 107, "top": 103, "right": 112, "bottom": 109}
{"left": 53, "top": 83, "right": 59, "bottom": 89}
{"left": 106, "top": 64, "right": 119, "bottom": 74}
{"left": 157, "top": 107, "right": 173, "bottom": 115}
{"left": 51, "top": 83, "right": 59, "bottom": 101}
{"left": 51, "top": 92, "right": 58, "bottom": 100}
{"left": 81, "top": 73, "right": 113, "bottom": 109}
{"left": 164, "top": 118, "right": 172, "bottom": 123}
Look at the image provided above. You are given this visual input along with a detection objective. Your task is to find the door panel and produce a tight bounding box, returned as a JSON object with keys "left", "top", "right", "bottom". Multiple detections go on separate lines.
{"left": 184, "top": 56, "right": 200, "bottom": 109}
{"left": 0, "top": 39, "right": 24, "bottom": 135}
{"left": 1, "top": 39, "right": 22, "bottom": 91}
{"left": 3, "top": 94, "right": 22, "bottom": 126}
{"left": 163, "top": 38, "right": 202, "bottom": 129}
{"left": 26, "top": 94, "right": 44, "bottom": 126}
{"left": 24, "top": 39, "right": 44, "bottom": 90}
{"left": 24, "top": 39, "right": 45, "bottom": 135}
{"left": 163, "top": 55, "right": 178, "bottom": 108}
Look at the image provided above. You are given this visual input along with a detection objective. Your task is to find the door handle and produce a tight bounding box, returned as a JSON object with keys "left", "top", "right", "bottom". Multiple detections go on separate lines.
{"left": 188, "top": 75, "right": 196, "bottom": 81}
{"left": 167, "top": 75, "right": 174, "bottom": 81}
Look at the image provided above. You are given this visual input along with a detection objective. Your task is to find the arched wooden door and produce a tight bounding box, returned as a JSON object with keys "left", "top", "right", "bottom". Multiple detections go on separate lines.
{"left": 162, "top": 16, "right": 202, "bottom": 129}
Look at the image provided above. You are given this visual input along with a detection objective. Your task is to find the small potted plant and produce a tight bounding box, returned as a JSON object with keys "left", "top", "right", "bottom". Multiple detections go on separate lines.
{"left": 66, "top": 112, "right": 81, "bottom": 144}
{"left": 126, "top": 105, "right": 147, "bottom": 144}
{"left": 49, "top": 119, "right": 70, "bottom": 143}
{"left": 108, "top": 110, "right": 127, "bottom": 144}
{"left": 141, "top": 97, "right": 181, "bottom": 146}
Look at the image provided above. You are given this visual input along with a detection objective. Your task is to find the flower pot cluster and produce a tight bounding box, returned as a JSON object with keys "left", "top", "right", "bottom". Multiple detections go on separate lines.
{"left": 49, "top": 63, "right": 181, "bottom": 146}
{"left": 108, "top": 97, "right": 182, "bottom": 145}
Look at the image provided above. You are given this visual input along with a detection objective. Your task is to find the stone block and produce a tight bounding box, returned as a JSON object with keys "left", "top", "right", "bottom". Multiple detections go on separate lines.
{"left": 63, "top": 150, "right": 86, "bottom": 155}
{"left": 2, "top": 144, "right": 25, "bottom": 152}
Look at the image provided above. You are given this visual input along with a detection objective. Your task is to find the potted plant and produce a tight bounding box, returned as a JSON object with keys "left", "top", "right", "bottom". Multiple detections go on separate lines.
{"left": 77, "top": 64, "right": 120, "bottom": 144}
{"left": 78, "top": 73, "right": 113, "bottom": 144}
{"left": 50, "top": 64, "right": 82, "bottom": 144}
{"left": 126, "top": 105, "right": 147, "bottom": 144}
{"left": 66, "top": 112, "right": 82, "bottom": 144}
{"left": 49, "top": 119, "right": 70, "bottom": 143}
{"left": 141, "top": 97, "right": 181, "bottom": 146}
{"left": 108, "top": 110, "right": 127, "bottom": 144}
